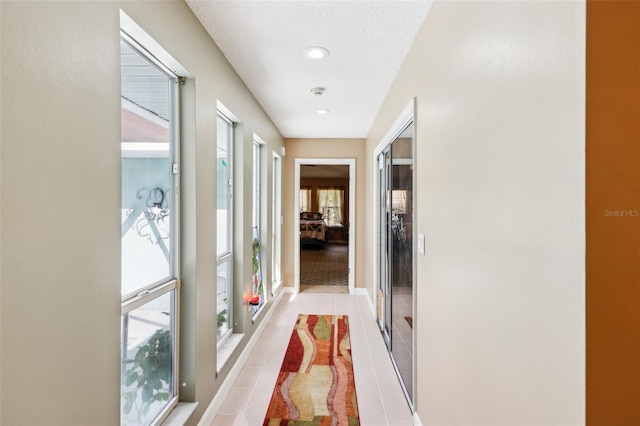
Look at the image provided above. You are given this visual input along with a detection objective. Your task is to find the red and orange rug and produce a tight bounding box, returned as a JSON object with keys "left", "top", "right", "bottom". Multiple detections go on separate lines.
{"left": 263, "top": 314, "right": 360, "bottom": 425}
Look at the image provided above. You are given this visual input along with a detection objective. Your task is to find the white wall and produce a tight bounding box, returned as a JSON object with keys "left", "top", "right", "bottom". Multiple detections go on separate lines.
{"left": 366, "top": 1, "right": 585, "bottom": 424}
{"left": 0, "top": 1, "right": 283, "bottom": 424}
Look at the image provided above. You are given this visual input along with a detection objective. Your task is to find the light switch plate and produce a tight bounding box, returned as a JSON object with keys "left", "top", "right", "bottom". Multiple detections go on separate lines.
{"left": 418, "top": 233, "right": 425, "bottom": 255}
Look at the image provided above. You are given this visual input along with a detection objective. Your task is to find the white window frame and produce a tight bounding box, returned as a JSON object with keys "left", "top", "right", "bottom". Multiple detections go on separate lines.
{"left": 253, "top": 138, "right": 263, "bottom": 230}
{"left": 119, "top": 29, "right": 181, "bottom": 426}
{"left": 251, "top": 135, "right": 268, "bottom": 318}
{"left": 216, "top": 111, "right": 234, "bottom": 349}
{"left": 271, "top": 152, "right": 282, "bottom": 292}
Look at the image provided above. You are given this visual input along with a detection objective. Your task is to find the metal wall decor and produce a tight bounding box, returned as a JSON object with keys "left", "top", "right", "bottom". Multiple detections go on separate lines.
{"left": 126, "top": 187, "right": 171, "bottom": 245}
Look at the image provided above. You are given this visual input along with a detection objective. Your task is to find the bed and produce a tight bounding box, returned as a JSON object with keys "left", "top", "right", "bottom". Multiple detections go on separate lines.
{"left": 299, "top": 212, "right": 327, "bottom": 249}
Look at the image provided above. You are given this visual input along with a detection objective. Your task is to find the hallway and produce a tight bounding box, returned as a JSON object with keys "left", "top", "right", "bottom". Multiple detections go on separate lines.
{"left": 210, "top": 292, "right": 413, "bottom": 425}
{"left": 5, "top": 1, "right": 636, "bottom": 424}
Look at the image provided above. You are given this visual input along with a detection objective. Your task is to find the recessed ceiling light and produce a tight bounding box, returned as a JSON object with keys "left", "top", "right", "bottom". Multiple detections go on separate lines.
{"left": 304, "top": 46, "right": 330, "bottom": 59}
{"left": 316, "top": 108, "right": 330, "bottom": 115}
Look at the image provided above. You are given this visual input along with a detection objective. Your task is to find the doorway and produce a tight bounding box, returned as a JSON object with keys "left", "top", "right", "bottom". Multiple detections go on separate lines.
{"left": 294, "top": 158, "right": 356, "bottom": 294}
{"left": 376, "top": 106, "right": 415, "bottom": 409}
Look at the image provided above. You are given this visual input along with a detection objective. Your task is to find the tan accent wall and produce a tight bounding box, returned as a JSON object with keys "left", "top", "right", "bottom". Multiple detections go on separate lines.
{"left": 282, "top": 139, "right": 365, "bottom": 289}
{"left": 586, "top": 1, "right": 640, "bottom": 424}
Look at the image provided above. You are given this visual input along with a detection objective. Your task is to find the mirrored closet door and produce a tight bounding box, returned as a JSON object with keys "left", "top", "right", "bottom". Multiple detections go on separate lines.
{"left": 377, "top": 120, "right": 414, "bottom": 407}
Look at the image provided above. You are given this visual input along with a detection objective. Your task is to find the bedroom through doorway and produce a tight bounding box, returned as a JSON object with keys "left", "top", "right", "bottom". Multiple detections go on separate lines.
{"left": 294, "top": 159, "right": 355, "bottom": 294}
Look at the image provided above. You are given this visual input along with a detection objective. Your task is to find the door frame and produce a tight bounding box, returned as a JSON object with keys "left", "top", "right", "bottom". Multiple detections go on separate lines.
{"left": 372, "top": 98, "right": 416, "bottom": 409}
{"left": 373, "top": 99, "right": 415, "bottom": 327}
{"left": 294, "top": 158, "right": 356, "bottom": 294}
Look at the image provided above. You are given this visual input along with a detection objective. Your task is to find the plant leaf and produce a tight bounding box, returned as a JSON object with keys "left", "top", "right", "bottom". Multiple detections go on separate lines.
{"left": 124, "top": 371, "right": 139, "bottom": 387}
{"left": 150, "top": 378, "right": 163, "bottom": 390}
{"left": 142, "top": 384, "right": 154, "bottom": 400}
{"left": 122, "top": 392, "right": 135, "bottom": 415}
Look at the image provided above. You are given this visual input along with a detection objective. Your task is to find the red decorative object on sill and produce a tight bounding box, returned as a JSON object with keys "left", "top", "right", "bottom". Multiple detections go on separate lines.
{"left": 249, "top": 293, "right": 260, "bottom": 305}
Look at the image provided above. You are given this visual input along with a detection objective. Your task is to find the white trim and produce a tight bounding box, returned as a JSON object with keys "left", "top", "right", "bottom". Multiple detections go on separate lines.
{"left": 373, "top": 99, "right": 415, "bottom": 158}
{"left": 120, "top": 10, "right": 191, "bottom": 78}
{"left": 393, "top": 158, "right": 413, "bottom": 166}
{"left": 161, "top": 402, "right": 198, "bottom": 426}
{"left": 354, "top": 288, "right": 376, "bottom": 317}
{"left": 414, "top": 411, "right": 424, "bottom": 426}
{"left": 271, "top": 283, "right": 285, "bottom": 299}
{"left": 283, "top": 286, "right": 296, "bottom": 294}
{"left": 372, "top": 98, "right": 417, "bottom": 411}
{"left": 294, "top": 158, "right": 356, "bottom": 295}
{"left": 197, "top": 290, "right": 285, "bottom": 426}
{"left": 253, "top": 133, "right": 267, "bottom": 146}
{"left": 372, "top": 98, "right": 416, "bottom": 327}
{"left": 216, "top": 101, "right": 241, "bottom": 124}
{"left": 271, "top": 151, "right": 283, "bottom": 294}
{"left": 216, "top": 333, "right": 243, "bottom": 372}
{"left": 411, "top": 104, "right": 418, "bottom": 418}
{"left": 215, "top": 110, "right": 235, "bottom": 351}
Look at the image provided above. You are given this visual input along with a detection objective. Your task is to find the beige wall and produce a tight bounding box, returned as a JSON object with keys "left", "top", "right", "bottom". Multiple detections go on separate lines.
{"left": 365, "top": 1, "right": 585, "bottom": 424}
{"left": 282, "top": 139, "right": 365, "bottom": 289}
{"left": 0, "top": 1, "right": 283, "bottom": 424}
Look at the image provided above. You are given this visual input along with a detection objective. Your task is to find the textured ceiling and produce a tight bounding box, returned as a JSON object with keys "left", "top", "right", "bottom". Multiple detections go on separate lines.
{"left": 186, "top": 1, "right": 432, "bottom": 138}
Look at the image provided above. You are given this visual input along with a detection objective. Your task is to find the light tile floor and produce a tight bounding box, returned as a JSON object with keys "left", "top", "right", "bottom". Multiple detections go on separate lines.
{"left": 210, "top": 291, "right": 414, "bottom": 426}
{"left": 391, "top": 286, "right": 414, "bottom": 401}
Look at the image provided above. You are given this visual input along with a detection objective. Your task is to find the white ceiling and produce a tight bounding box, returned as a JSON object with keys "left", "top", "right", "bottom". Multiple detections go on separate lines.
{"left": 186, "top": 0, "right": 432, "bottom": 139}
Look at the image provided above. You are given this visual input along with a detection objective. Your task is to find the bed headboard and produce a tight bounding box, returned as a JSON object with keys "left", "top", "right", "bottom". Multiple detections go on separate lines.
{"left": 300, "top": 212, "right": 323, "bottom": 221}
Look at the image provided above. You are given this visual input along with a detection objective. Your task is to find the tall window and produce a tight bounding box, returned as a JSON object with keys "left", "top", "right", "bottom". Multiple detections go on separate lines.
{"left": 251, "top": 139, "right": 265, "bottom": 316}
{"left": 271, "top": 153, "right": 282, "bottom": 291}
{"left": 252, "top": 140, "right": 262, "bottom": 229}
{"left": 217, "top": 112, "right": 233, "bottom": 346}
{"left": 120, "top": 36, "right": 179, "bottom": 426}
{"left": 318, "top": 188, "right": 344, "bottom": 226}
{"left": 299, "top": 187, "right": 312, "bottom": 212}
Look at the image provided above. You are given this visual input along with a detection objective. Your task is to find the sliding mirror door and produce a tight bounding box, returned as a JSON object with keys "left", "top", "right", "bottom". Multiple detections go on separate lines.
{"left": 390, "top": 123, "right": 414, "bottom": 402}
{"left": 377, "top": 120, "right": 414, "bottom": 407}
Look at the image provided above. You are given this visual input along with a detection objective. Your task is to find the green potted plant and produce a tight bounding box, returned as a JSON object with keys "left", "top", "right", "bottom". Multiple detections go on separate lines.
{"left": 121, "top": 328, "right": 171, "bottom": 424}
{"left": 217, "top": 309, "right": 227, "bottom": 332}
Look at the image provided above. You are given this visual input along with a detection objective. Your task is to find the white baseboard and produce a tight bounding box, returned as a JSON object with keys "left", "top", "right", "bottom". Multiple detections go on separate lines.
{"left": 354, "top": 287, "right": 368, "bottom": 296}
{"left": 354, "top": 287, "right": 375, "bottom": 317}
{"left": 414, "top": 411, "right": 423, "bottom": 426}
{"left": 197, "top": 291, "right": 284, "bottom": 426}
{"left": 283, "top": 285, "right": 295, "bottom": 294}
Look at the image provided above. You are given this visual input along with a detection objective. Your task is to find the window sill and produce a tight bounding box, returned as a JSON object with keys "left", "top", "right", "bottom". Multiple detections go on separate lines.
{"left": 160, "top": 402, "right": 198, "bottom": 426}
{"left": 217, "top": 333, "right": 244, "bottom": 373}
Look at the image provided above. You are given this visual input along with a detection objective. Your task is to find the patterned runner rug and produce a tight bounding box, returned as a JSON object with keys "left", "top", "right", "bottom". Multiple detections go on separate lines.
{"left": 263, "top": 314, "right": 359, "bottom": 425}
